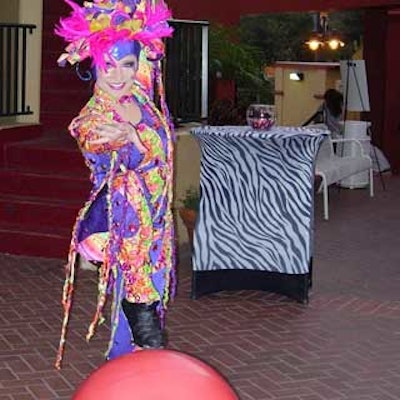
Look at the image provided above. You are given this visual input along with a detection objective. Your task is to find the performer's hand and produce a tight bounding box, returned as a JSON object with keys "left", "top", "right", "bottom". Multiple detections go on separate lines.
{"left": 92, "top": 122, "right": 147, "bottom": 153}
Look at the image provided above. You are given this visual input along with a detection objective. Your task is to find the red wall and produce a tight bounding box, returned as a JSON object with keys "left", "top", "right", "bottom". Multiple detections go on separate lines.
{"left": 364, "top": 9, "right": 387, "bottom": 151}
{"left": 382, "top": 11, "right": 400, "bottom": 172}
{"left": 364, "top": 8, "right": 400, "bottom": 172}
{"left": 168, "top": 0, "right": 400, "bottom": 24}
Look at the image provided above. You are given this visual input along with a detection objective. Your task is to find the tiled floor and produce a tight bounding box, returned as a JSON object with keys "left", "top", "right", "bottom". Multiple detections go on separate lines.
{"left": 1, "top": 173, "right": 399, "bottom": 399}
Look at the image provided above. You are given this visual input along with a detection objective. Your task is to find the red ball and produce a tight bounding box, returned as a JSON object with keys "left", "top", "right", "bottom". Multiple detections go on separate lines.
{"left": 73, "top": 350, "right": 238, "bottom": 400}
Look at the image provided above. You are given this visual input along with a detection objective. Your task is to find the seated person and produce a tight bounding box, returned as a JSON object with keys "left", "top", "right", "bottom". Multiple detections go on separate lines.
{"left": 303, "top": 88, "right": 344, "bottom": 138}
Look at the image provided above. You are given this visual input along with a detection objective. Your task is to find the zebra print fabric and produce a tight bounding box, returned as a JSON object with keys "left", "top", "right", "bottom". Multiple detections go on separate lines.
{"left": 191, "top": 125, "right": 327, "bottom": 274}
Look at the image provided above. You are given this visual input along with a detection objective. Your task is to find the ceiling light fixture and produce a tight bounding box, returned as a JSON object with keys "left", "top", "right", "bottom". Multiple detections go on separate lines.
{"left": 306, "top": 12, "right": 345, "bottom": 51}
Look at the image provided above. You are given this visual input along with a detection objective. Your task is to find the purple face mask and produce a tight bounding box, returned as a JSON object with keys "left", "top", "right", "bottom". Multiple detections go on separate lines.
{"left": 93, "top": 40, "right": 141, "bottom": 79}
{"left": 109, "top": 40, "right": 141, "bottom": 61}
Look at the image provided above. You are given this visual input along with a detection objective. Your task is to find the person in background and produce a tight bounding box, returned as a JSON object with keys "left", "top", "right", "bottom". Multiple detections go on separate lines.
{"left": 54, "top": 0, "right": 176, "bottom": 369}
{"left": 303, "top": 88, "right": 344, "bottom": 137}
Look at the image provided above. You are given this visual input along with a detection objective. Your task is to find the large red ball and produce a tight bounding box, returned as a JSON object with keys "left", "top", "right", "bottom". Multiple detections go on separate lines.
{"left": 73, "top": 350, "right": 238, "bottom": 399}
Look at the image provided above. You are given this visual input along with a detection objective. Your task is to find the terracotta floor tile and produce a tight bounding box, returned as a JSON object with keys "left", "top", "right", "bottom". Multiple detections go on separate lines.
{"left": 0, "top": 173, "right": 399, "bottom": 399}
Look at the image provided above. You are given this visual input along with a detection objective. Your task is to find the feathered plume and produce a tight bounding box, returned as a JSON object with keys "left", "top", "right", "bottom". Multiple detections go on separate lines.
{"left": 55, "top": 0, "right": 173, "bottom": 68}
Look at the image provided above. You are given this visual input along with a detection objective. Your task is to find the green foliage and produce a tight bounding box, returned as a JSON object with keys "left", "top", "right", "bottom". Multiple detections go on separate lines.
{"left": 207, "top": 11, "right": 363, "bottom": 112}
{"left": 180, "top": 187, "right": 200, "bottom": 211}
{"left": 208, "top": 24, "right": 272, "bottom": 108}
{"left": 239, "top": 11, "right": 363, "bottom": 63}
{"left": 209, "top": 24, "right": 262, "bottom": 81}
{"left": 239, "top": 13, "right": 313, "bottom": 65}
{"left": 328, "top": 10, "right": 363, "bottom": 59}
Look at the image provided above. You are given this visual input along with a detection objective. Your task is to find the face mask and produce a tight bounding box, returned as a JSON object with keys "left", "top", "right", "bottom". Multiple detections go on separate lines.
{"left": 109, "top": 40, "right": 141, "bottom": 61}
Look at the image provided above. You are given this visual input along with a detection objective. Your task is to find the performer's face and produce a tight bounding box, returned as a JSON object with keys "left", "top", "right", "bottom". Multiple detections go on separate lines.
{"left": 96, "top": 54, "right": 139, "bottom": 99}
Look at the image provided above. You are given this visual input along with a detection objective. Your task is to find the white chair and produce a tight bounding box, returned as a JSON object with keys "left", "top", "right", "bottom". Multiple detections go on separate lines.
{"left": 315, "top": 134, "right": 374, "bottom": 220}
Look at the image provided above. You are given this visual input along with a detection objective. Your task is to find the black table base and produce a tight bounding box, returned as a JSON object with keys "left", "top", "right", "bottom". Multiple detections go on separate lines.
{"left": 191, "top": 264, "right": 312, "bottom": 304}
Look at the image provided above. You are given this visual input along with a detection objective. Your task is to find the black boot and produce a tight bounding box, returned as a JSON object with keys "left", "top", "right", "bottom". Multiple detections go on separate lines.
{"left": 121, "top": 299, "right": 165, "bottom": 349}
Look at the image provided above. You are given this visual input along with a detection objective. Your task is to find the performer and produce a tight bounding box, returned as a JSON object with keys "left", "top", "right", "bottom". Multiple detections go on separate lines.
{"left": 54, "top": 0, "right": 175, "bottom": 369}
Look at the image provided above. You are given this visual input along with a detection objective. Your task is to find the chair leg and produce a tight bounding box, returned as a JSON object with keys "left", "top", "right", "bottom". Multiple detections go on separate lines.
{"left": 322, "top": 178, "right": 329, "bottom": 220}
{"left": 369, "top": 168, "right": 374, "bottom": 197}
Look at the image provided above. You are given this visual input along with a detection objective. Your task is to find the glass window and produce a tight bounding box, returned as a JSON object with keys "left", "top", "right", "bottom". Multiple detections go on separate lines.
{"left": 165, "top": 20, "right": 208, "bottom": 125}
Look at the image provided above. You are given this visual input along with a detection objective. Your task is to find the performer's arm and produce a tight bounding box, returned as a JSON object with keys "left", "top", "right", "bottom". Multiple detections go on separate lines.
{"left": 69, "top": 112, "right": 146, "bottom": 155}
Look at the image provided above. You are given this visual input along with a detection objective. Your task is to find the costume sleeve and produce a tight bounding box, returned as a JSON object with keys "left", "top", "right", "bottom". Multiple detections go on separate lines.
{"left": 68, "top": 110, "right": 121, "bottom": 154}
{"left": 70, "top": 111, "right": 145, "bottom": 169}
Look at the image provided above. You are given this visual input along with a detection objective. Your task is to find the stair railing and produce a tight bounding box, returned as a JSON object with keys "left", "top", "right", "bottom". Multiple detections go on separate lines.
{"left": 0, "top": 23, "right": 36, "bottom": 118}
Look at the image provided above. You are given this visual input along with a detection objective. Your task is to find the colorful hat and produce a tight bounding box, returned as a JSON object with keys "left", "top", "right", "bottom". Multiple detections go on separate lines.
{"left": 55, "top": 0, "right": 173, "bottom": 69}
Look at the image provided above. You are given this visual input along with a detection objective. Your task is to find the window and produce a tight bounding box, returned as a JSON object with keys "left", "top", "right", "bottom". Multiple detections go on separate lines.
{"left": 165, "top": 20, "right": 209, "bottom": 124}
{"left": 0, "top": 23, "right": 36, "bottom": 118}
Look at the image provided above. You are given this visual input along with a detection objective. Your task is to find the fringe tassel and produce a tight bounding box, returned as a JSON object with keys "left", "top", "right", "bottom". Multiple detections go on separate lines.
{"left": 106, "top": 266, "right": 125, "bottom": 357}
{"left": 54, "top": 172, "right": 110, "bottom": 369}
{"left": 85, "top": 259, "right": 110, "bottom": 341}
{"left": 55, "top": 250, "right": 77, "bottom": 370}
{"left": 86, "top": 152, "right": 117, "bottom": 342}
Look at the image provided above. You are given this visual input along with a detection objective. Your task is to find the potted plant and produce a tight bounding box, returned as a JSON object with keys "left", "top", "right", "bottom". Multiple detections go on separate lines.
{"left": 178, "top": 187, "right": 200, "bottom": 248}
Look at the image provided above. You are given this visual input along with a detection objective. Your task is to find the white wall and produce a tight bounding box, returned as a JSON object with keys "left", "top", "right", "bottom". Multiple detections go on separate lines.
{"left": 16, "top": 0, "right": 43, "bottom": 124}
{"left": 0, "top": 0, "right": 20, "bottom": 23}
{"left": 174, "top": 125, "right": 201, "bottom": 244}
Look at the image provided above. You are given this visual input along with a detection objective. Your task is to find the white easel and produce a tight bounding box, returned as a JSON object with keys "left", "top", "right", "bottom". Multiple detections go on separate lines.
{"left": 339, "top": 60, "right": 385, "bottom": 190}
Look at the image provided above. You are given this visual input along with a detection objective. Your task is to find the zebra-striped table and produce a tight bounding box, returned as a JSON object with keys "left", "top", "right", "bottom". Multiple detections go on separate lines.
{"left": 190, "top": 125, "right": 328, "bottom": 303}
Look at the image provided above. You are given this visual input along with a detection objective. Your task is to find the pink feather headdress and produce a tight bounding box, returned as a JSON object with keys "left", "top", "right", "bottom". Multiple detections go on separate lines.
{"left": 55, "top": 0, "right": 173, "bottom": 68}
